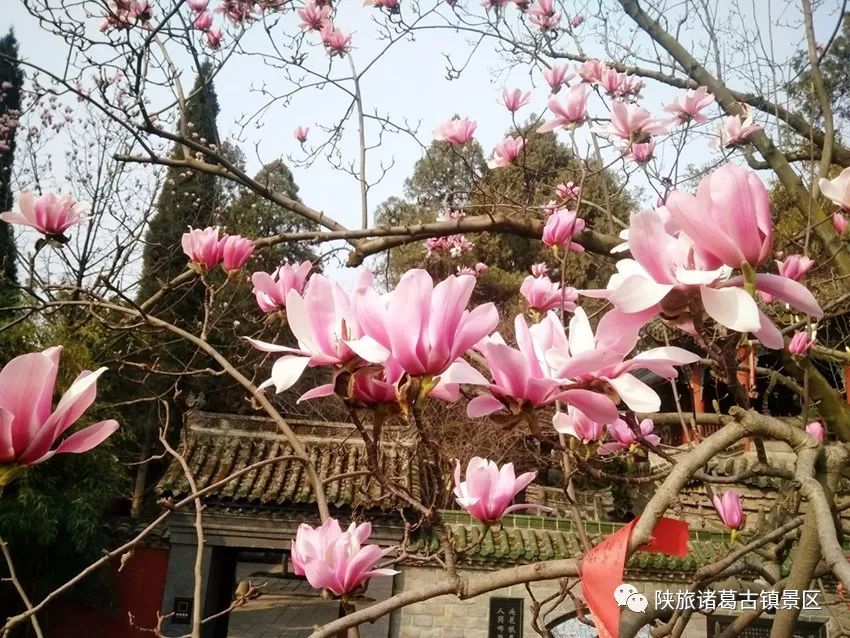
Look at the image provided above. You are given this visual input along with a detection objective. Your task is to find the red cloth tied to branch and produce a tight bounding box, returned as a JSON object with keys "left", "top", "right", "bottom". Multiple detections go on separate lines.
{"left": 580, "top": 517, "right": 689, "bottom": 638}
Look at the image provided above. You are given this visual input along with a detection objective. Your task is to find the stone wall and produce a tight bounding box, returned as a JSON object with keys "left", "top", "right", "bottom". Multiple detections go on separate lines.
{"left": 389, "top": 566, "right": 834, "bottom": 638}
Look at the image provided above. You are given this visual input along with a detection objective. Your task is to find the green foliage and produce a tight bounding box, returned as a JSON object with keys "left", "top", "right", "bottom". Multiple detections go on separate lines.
{"left": 788, "top": 12, "right": 850, "bottom": 135}
{"left": 375, "top": 121, "right": 632, "bottom": 310}
{"left": 0, "top": 29, "right": 23, "bottom": 306}
{"left": 137, "top": 61, "right": 221, "bottom": 308}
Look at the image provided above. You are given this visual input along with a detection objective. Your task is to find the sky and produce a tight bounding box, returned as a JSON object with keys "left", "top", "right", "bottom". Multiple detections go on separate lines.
{"left": 2, "top": 0, "right": 845, "bottom": 283}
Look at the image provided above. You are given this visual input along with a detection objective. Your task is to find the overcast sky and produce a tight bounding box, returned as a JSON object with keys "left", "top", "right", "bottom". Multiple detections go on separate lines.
{"left": 2, "top": 0, "right": 845, "bottom": 281}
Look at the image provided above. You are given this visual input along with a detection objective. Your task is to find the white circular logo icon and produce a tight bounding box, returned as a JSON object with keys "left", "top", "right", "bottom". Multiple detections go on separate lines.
{"left": 613, "top": 583, "right": 639, "bottom": 606}
{"left": 626, "top": 593, "right": 649, "bottom": 613}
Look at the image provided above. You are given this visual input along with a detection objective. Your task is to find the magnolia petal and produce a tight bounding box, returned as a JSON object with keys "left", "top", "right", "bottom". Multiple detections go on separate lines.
{"left": 607, "top": 373, "right": 661, "bottom": 412}
{"left": 752, "top": 310, "right": 783, "bottom": 350}
{"left": 609, "top": 275, "right": 674, "bottom": 313}
{"left": 0, "top": 408, "right": 15, "bottom": 464}
{"left": 245, "top": 337, "right": 305, "bottom": 354}
{"left": 467, "top": 394, "right": 506, "bottom": 418}
{"left": 297, "top": 384, "right": 337, "bottom": 403}
{"left": 558, "top": 389, "right": 619, "bottom": 424}
{"left": 440, "top": 359, "right": 489, "bottom": 386}
{"left": 700, "top": 285, "right": 760, "bottom": 332}
{"left": 268, "top": 356, "right": 310, "bottom": 393}
{"left": 30, "top": 419, "right": 119, "bottom": 465}
{"left": 346, "top": 336, "right": 391, "bottom": 364}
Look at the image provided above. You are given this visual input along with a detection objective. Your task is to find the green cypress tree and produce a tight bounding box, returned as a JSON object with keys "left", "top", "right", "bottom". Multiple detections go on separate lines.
{"left": 137, "top": 61, "right": 221, "bottom": 311}
{"left": 0, "top": 30, "right": 23, "bottom": 306}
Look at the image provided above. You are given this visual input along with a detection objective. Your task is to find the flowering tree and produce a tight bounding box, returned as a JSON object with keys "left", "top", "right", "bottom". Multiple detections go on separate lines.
{"left": 1, "top": 1, "right": 850, "bottom": 637}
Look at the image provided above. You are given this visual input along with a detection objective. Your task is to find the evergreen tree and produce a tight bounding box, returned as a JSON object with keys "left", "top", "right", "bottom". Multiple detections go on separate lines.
{"left": 0, "top": 30, "right": 23, "bottom": 306}
{"left": 138, "top": 61, "right": 221, "bottom": 310}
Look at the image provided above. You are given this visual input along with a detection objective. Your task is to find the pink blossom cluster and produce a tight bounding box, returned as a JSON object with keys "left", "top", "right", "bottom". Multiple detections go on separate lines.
{"left": 527, "top": 0, "right": 561, "bottom": 31}
{"left": 0, "top": 347, "right": 119, "bottom": 486}
{"left": 100, "top": 0, "right": 152, "bottom": 31}
{"left": 424, "top": 208, "right": 473, "bottom": 257}
{"left": 181, "top": 226, "right": 255, "bottom": 273}
{"left": 291, "top": 518, "right": 396, "bottom": 596}
{"left": 186, "top": 0, "right": 223, "bottom": 49}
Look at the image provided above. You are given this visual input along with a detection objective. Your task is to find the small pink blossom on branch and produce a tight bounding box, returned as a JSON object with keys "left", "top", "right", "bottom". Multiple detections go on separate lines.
{"left": 712, "top": 490, "right": 744, "bottom": 531}
{"left": 321, "top": 25, "right": 352, "bottom": 57}
{"left": 787, "top": 330, "right": 813, "bottom": 356}
{"left": 193, "top": 10, "right": 214, "bottom": 30}
{"left": 434, "top": 117, "right": 477, "bottom": 145}
{"left": 542, "top": 208, "right": 585, "bottom": 252}
{"left": 453, "top": 457, "right": 546, "bottom": 523}
{"left": 520, "top": 274, "right": 577, "bottom": 313}
{"left": 294, "top": 126, "right": 310, "bottom": 143}
{"left": 805, "top": 421, "right": 825, "bottom": 442}
{"left": 205, "top": 28, "right": 223, "bottom": 48}
{"left": 0, "top": 347, "right": 119, "bottom": 486}
{"left": 776, "top": 254, "right": 815, "bottom": 280}
{"left": 291, "top": 519, "right": 397, "bottom": 597}
{"left": 624, "top": 140, "right": 655, "bottom": 164}
{"left": 500, "top": 88, "right": 532, "bottom": 113}
{"left": 716, "top": 109, "right": 761, "bottom": 148}
{"left": 181, "top": 226, "right": 223, "bottom": 270}
{"left": 598, "top": 418, "right": 660, "bottom": 455}
{"left": 298, "top": 1, "right": 331, "bottom": 30}
{"left": 576, "top": 59, "right": 604, "bottom": 84}
{"left": 528, "top": 0, "right": 561, "bottom": 30}
{"left": 602, "top": 101, "right": 667, "bottom": 143}
{"left": 553, "top": 405, "right": 605, "bottom": 442}
{"left": 542, "top": 65, "right": 573, "bottom": 93}
{"left": 219, "top": 235, "right": 254, "bottom": 272}
{"left": 663, "top": 86, "right": 715, "bottom": 124}
{"left": 488, "top": 136, "right": 525, "bottom": 168}
{"left": 1, "top": 191, "right": 87, "bottom": 240}
{"left": 834, "top": 212, "right": 849, "bottom": 237}
{"left": 555, "top": 181, "right": 580, "bottom": 201}
{"left": 538, "top": 84, "right": 589, "bottom": 132}
{"left": 251, "top": 261, "right": 313, "bottom": 313}
{"left": 187, "top": 0, "right": 209, "bottom": 11}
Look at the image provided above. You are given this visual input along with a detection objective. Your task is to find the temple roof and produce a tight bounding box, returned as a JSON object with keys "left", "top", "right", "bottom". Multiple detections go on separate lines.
{"left": 156, "top": 411, "right": 423, "bottom": 512}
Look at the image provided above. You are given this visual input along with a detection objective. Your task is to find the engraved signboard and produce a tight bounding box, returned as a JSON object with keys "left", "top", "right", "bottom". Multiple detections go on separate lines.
{"left": 489, "top": 597, "right": 524, "bottom": 638}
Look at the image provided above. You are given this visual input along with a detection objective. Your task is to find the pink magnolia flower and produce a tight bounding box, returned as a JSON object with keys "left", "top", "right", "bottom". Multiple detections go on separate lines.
{"left": 583, "top": 207, "right": 822, "bottom": 349}
{"left": 489, "top": 136, "right": 525, "bottom": 168}
{"left": 664, "top": 86, "right": 715, "bottom": 124}
{"left": 820, "top": 168, "right": 850, "bottom": 211}
{"left": 187, "top": 0, "right": 209, "bottom": 10}
{"left": 220, "top": 234, "right": 254, "bottom": 272}
{"left": 576, "top": 59, "right": 604, "bottom": 84}
{"left": 538, "top": 84, "right": 589, "bottom": 132}
{"left": 291, "top": 519, "right": 396, "bottom": 597}
{"left": 501, "top": 88, "right": 532, "bottom": 112}
{"left": 193, "top": 10, "right": 213, "bottom": 30}
{"left": 218, "top": 0, "right": 257, "bottom": 23}
{"left": 569, "top": 14, "right": 584, "bottom": 28}
{"left": 598, "top": 418, "right": 659, "bottom": 455}
{"left": 321, "top": 26, "right": 351, "bottom": 57}
{"left": 603, "top": 101, "right": 667, "bottom": 143}
{"left": 251, "top": 261, "right": 313, "bottom": 313}
{"left": 351, "top": 269, "right": 499, "bottom": 380}
{"left": 294, "top": 126, "right": 310, "bottom": 143}
{"left": 712, "top": 490, "right": 744, "bottom": 530}
{"left": 555, "top": 181, "right": 580, "bottom": 201}
{"left": 530, "top": 262, "right": 548, "bottom": 277}
{"left": 777, "top": 254, "right": 815, "bottom": 280}
{"left": 835, "top": 212, "right": 849, "bottom": 237}
{"left": 553, "top": 405, "right": 605, "bottom": 442}
{"left": 665, "top": 163, "right": 772, "bottom": 268}
{"left": 181, "top": 226, "right": 222, "bottom": 269}
{"left": 543, "top": 65, "right": 573, "bottom": 92}
{"left": 453, "top": 457, "right": 544, "bottom": 523}
{"left": 457, "top": 262, "right": 488, "bottom": 276}
{"left": 788, "top": 331, "right": 813, "bottom": 356}
{"left": 434, "top": 117, "right": 477, "bottom": 145}
{"left": 249, "top": 271, "right": 379, "bottom": 393}
{"left": 542, "top": 208, "right": 585, "bottom": 251}
{"left": 625, "top": 140, "right": 655, "bottom": 164}
{"left": 528, "top": 0, "right": 560, "bottom": 30}
{"left": 599, "top": 68, "right": 643, "bottom": 98}
{"left": 805, "top": 421, "right": 825, "bottom": 442}
{"left": 1, "top": 191, "right": 87, "bottom": 238}
{"left": 520, "top": 274, "right": 577, "bottom": 313}
{"left": 368, "top": 0, "right": 400, "bottom": 10}
{"left": 205, "top": 28, "right": 223, "bottom": 48}
{"left": 0, "top": 347, "right": 119, "bottom": 481}
{"left": 298, "top": 1, "right": 331, "bottom": 30}
{"left": 545, "top": 307, "right": 700, "bottom": 416}
{"left": 717, "top": 111, "right": 761, "bottom": 148}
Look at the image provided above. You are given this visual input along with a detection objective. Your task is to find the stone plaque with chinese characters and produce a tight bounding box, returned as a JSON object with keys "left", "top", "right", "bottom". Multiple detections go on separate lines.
{"left": 489, "top": 597, "right": 524, "bottom": 638}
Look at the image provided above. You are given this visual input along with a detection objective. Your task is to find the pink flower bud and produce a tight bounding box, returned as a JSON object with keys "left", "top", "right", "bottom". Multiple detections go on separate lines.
{"left": 712, "top": 490, "right": 744, "bottom": 530}
{"left": 776, "top": 254, "right": 815, "bottom": 281}
{"left": 193, "top": 10, "right": 213, "bottom": 30}
{"left": 220, "top": 234, "right": 254, "bottom": 272}
{"left": 805, "top": 421, "right": 824, "bottom": 442}
{"left": 181, "top": 226, "right": 222, "bottom": 269}
{"left": 542, "top": 208, "right": 585, "bottom": 252}
{"left": 834, "top": 212, "right": 848, "bottom": 237}
{"left": 294, "top": 126, "right": 310, "bottom": 143}
{"left": 787, "top": 331, "right": 813, "bottom": 356}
